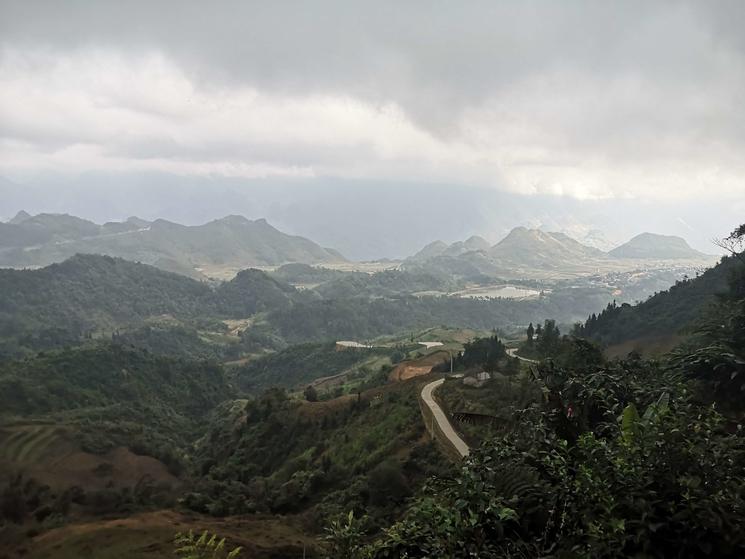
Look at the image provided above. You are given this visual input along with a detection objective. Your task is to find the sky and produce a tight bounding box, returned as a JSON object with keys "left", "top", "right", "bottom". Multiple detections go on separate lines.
{"left": 0, "top": 1, "right": 743, "bottom": 256}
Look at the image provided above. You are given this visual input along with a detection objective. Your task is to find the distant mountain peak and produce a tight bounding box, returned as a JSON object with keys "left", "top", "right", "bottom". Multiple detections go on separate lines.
{"left": 408, "top": 240, "right": 449, "bottom": 262}
{"left": 609, "top": 232, "right": 707, "bottom": 259}
{"left": 125, "top": 216, "right": 151, "bottom": 227}
{"left": 212, "top": 214, "right": 251, "bottom": 225}
{"left": 463, "top": 235, "right": 491, "bottom": 250}
{"left": 9, "top": 210, "right": 31, "bottom": 224}
{"left": 479, "top": 226, "right": 608, "bottom": 275}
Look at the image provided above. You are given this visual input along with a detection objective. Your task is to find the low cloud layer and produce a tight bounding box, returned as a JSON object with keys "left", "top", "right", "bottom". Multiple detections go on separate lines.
{"left": 1, "top": 1, "right": 744, "bottom": 201}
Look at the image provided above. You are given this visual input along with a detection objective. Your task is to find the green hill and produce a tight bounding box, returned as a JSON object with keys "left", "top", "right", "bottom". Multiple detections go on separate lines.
{"left": 0, "top": 343, "right": 232, "bottom": 475}
{"left": 232, "top": 341, "right": 395, "bottom": 394}
{"left": 0, "top": 254, "right": 210, "bottom": 333}
{"left": 188, "top": 380, "right": 449, "bottom": 524}
{"left": 0, "top": 344, "right": 229, "bottom": 421}
{"left": 575, "top": 255, "right": 737, "bottom": 347}
{"left": 0, "top": 254, "right": 303, "bottom": 358}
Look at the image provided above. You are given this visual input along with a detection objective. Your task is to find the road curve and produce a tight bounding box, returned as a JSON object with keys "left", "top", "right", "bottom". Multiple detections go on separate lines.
{"left": 420, "top": 378, "right": 470, "bottom": 458}
{"left": 507, "top": 347, "right": 538, "bottom": 364}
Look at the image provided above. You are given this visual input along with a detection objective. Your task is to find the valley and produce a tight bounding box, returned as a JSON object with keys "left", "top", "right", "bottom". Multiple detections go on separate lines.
{"left": 4, "top": 5, "right": 745, "bottom": 557}
{"left": 0, "top": 214, "right": 742, "bottom": 559}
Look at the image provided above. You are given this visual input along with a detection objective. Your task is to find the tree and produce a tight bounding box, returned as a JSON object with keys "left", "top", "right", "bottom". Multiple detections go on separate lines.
{"left": 304, "top": 384, "right": 318, "bottom": 402}
{"left": 0, "top": 483, "right": 26, "bottom": 524}
{"left": 714, "top": 223, "right": 745, "bottom": 263}
{"left": 535, "top": 319, "right": 560, "bottom": 357}
{"left": 526, "top": 322, "right": 534, "bottom": 346}
{"left": 368, "top": 354, "right": 745, "bottom": 558}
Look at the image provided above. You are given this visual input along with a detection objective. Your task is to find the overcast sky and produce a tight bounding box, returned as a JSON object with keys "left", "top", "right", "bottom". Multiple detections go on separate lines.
{"left": 1, "top": 0, "right": 744, "bottom": 204}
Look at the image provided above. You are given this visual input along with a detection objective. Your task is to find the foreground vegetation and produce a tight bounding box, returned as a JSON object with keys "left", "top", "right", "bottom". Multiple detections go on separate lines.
{"left": 329, "top": 228, "right": 745, "bottom": 558}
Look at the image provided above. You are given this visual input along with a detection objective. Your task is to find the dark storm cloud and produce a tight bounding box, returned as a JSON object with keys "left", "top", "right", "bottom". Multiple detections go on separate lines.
{"left": 1, "top": 0, "right": 744, "bottom": 201}
{"left": 2, "top": 1, "right": 743, "bottom": 122}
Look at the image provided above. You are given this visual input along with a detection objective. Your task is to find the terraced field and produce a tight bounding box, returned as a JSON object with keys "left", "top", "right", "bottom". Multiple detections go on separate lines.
{"left": 13, "top": 509, "right": 317, "bottom": 559}
{"left": 0, "top": 424, "right": 177, "bottom": 491}
{"left": 0, "top": 424, "right": 74, "bottom": 465}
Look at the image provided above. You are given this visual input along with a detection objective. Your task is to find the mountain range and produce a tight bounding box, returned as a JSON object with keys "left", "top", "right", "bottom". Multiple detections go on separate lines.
{"left": 0, "top": 210, "right": 714, "bottom": 282}
{"left": 2, "top": 174, "right": 739, "bottom": 260}
{"left": 0, "top": 212, "right": 345, "bottom": 279}
{"left": 405, "top": 227, "right": 711, "bottom": 279}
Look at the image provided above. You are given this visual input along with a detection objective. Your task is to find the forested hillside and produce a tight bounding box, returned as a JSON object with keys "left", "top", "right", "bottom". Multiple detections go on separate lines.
{"left": 0, "top": 255, "right": 305, "bottom": 358}
{"left": 232, "top": 342, "right": 395, "bottom": 394}
{"left": 188, "top": 381, "right": 450, "bottom": 527}
{"left": 0, "top": 343, "right": 229, "bottom": 420}
{"left": 575, "top": 255, "right": 737, "bottom": 346}
{"left": 0, "top": 253, "right": 614, "bottom": 360}
{"left": 267, "top": 286, "right": 612, "bottom": 343}
{"left": 0, "top": 343, "right": 232, "bottom": 484}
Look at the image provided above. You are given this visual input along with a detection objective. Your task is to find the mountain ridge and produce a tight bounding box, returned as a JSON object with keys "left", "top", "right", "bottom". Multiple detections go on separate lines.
{"left": 0, "top": 212, "right": 346, "bottom": 278}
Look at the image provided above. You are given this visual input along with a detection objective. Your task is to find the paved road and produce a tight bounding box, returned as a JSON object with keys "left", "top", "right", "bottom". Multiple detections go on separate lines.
{"left": 507, "top": 347, "right": 538, "bottom": 364}
{"left": 420, "top": 377, "right": 470, "bottom": 459}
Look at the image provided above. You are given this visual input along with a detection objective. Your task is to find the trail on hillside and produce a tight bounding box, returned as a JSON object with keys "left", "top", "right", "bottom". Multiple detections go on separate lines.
{"left": 420, "top": 377, "right": 469, "bottom": 459}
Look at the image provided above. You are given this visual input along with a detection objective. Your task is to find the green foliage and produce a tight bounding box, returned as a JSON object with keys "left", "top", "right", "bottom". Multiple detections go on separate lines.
{"left": 367, "top": 351, "right": 745, "bottom": 558}
{"left": 669, "top": 258, "right": 745, "bottom": 410}
{"left": 575, "top": 255, "right": 737, "bottom": 346}
{"left": 0, "top": 343, "right": 228, "bottom": 420}
{"left": 0, "top": 253, "right": 625, "bottom": 361}
{"left": 323, "top": 511, "right": 368, "bottom": 559}
{"left": 212, "top": 268, "right": 303, "bottom": 318}
{"left": 304, "top": 385, "right": 319, "bottom": 402}
{"left": 452, "top": 335, "right": 506, "bottom": 371}
{"left": 113, "top": 324, "right": 229, "bottom": 361}
{"left": 0, "top": 344, "right": 230, "bottom": 475}
{"left": 439, "top": 374, "right": 542, "bottom": 445}
{"left": 232, "top": 342, "right": 394, "bottom": 394}
{"left": 174, "top": 530, "right": 242, "bottom": 559}
{"left": 267, "top": 289, "right": 615, "bottom": 345}
{"left": 0, "top": 254, "right": 304, "bottom": 358}
{"left": 187, "top": 382, "right": 450, "bottom": 528}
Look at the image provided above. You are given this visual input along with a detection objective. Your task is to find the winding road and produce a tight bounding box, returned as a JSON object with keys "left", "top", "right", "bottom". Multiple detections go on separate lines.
{"left": 420, "top": 377, "right": 470, "bottom": 459}
{"left": 507, "top": 347, "right": 538, "bottom": 364}
{"left": 419, "top": 349, "right": 537, "bottom": 460}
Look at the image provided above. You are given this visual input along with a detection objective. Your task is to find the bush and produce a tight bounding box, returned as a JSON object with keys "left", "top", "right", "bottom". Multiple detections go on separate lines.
{"left": 368, "top": 356, "right": 745, "bottom": 558}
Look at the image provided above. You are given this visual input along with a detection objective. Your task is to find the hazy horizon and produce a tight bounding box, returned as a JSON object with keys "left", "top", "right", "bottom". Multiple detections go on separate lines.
{"left": 2, "top": 1, "right": 744, "bottom": 260}
{"left": 1, "top": 172, "right": 738, "bottom": 259}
